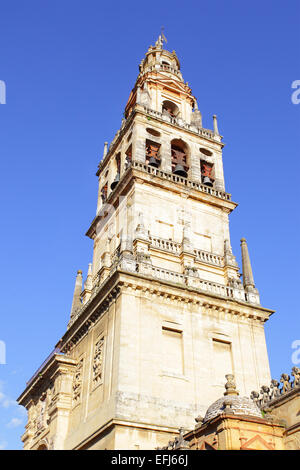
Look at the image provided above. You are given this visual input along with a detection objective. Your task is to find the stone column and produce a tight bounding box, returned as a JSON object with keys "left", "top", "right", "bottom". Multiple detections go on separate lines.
{"left": 160, "top": 136, "right": 172, "bottom": 173}
{"left": 132, "top": 123, "right": 146, "bottom": 164}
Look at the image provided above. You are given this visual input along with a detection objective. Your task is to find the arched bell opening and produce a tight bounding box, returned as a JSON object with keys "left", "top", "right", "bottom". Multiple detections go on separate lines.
{"left": 199, "top": 148, "right": 215, "bottom": 187}
{"left": 146, "top": 139, "right": 161, "bottom": 168}
{"left": 101, "top": 182, "right": 108, "bottom": 203}
{"left": 124, "top": 144, "right": 132, "bottom": 170}
{"left": 111, "top": 153, "right": 121, "bottom": 190}
{"left": 200, "top": 160, "right": 214, "bottom": 187}
{"left": 171, "top": 139, "right": 189, "bottom": 178}
{"left": 162, "top": 100, "right": 180, "bottom": 118}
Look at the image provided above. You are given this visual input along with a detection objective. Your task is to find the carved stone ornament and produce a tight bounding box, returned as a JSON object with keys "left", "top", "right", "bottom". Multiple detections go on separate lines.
{"left": 93, "top": 337, "right": 105, "bottom": 385}
{"left": 72, "top": 358, "right": 83, "bottom": 404}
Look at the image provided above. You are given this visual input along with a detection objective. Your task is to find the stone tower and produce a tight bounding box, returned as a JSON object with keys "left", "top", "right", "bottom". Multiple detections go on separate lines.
{"left": 18, "top": 35, "right": 273, "bottom": 450}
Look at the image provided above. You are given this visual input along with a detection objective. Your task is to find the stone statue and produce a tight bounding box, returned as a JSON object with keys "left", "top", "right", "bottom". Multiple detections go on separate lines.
{"left": 292, "top": 367, "right": 300, "bottom": 387}
{"left": 280, "top": 373, "right": 292, "bottom": 393}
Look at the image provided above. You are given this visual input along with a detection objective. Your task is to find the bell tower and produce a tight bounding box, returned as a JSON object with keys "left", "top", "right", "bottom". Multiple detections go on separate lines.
{"left": 18, "top": 35, "right": 273, "bottom": 450}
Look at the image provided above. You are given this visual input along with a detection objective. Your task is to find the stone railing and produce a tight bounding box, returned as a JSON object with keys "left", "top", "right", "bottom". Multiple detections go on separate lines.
{"left": 145, "top": 265, "right": 185, "bottom": 284}
{"left": 193, "top": 277, "right": 234, "bottom": 298}
{"left": 139, "top": 64, "right": 183, "bottom": 80}
{"left": 132, "top": 161, "right": 232, "bottom": 201}
{"left": 68, "top": 247, "right": 264, "bottom": 329}
{"left": 149, "top": 236, "right": 225, "bottom": 268}
{"left": 137, "top": 262, "right": 234, "bottom": 298}
{"left": 194, "top": 249, "right": 224, "bottom": 267}
{"left": 142, "top": 106, "right": 216, "bottom": 141}
{"left": 160, "top": 64, "right": 180, "bottom": 75}
{"left": 149, "top": 236, "right": 181, "bottom": 254}
{"left": 250, "top": 367, "right": 300, "bottom": 409}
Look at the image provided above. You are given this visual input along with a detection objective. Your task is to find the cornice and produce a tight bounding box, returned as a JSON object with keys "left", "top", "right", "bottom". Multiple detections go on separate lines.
{"left": 74, "top": 417, "right": 179, "bottom": 450}
{"left": 17, "top": 354, "right": 77, "bottom": 407}
{"left": 60, "top": 268, "right": 274, "bottom": 354}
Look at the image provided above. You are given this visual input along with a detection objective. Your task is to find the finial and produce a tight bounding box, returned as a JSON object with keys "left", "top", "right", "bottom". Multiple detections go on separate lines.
{"left": 84, "top": 264, "right": 93, "bottom": 291}
{"left": 240, "top": 237, "right": 255, "bottom": 288}
{"left": 182, "top": 223, "right": 192, "bottom": 252}
{"left": 213, "top": 115, "right": 219, "bottom": 135}
{"left": 103, "top": 142, "right": 108, "bottom": 158}
{"left": 161, "top": 27, "right": 167, "bottom": 45}
{"left": 135, "top": 212, "right": 148, "bottom": 240}
{"left": 136, "top": 85, "right": 141, "bottom": 104}
{"left": 224, "top": 239, "right": 232, "bottom": 254}
{"left": 224, "top": 374, "right": 239, "bottom": 396}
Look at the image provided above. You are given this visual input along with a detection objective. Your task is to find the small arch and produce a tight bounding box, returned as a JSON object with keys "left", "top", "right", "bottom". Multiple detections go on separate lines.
{"left": 146, "top": 127, "right": 161, "bottom": 137}
{"left": 162, "top": 100, "right": 179, "bottom": 118}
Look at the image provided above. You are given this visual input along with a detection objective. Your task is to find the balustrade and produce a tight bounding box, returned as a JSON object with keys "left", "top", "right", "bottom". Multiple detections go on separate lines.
{"left": 132, "top": 161, "right": 231, "bottom": 201}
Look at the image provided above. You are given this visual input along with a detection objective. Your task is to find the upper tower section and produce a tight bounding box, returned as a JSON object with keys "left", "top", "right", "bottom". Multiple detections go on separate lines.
{"left": 125, "top": 34, "right": 195, "bottom": 124}
{"left": 95, "top": 34, "right": 229, "bottom": 217}
{"left": 72, "top": 34, "right": 263, "bottom": 331}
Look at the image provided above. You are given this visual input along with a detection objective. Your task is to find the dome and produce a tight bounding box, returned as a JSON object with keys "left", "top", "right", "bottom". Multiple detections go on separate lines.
{"left": 203, "top": 394, "right": 262, "bottom": 423}
{"left": 202, "top": 374, "right": 262, "bottom": 423}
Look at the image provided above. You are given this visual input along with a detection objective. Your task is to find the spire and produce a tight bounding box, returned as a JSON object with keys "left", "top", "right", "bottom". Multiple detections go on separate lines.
{"left": 70, "top": 270, "right": 83, "bottom": 319}
{"left": 84, "top": 263, "right": 93, "bottom": 291}
{"left": 240, "top": 238, "right": 255, "bottom": 288}
{"left": 191, "top": 99, "right": 202, "bottom": 129}
{"left": 103, "top": 142, "right": 108, "bottom": 159}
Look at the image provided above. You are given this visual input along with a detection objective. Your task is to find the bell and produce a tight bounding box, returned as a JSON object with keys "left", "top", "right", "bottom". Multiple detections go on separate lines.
{"left": 148, "top": 156, "right": 159, "bottom": 168}
{"left": 173, "top": 164, "right": 187, "bottom": 178}
{"left": 202, "top": 176, "right": 213, "bottom": 187}
{"left": 110, "top": 173, "right": 120, "bottom": 190}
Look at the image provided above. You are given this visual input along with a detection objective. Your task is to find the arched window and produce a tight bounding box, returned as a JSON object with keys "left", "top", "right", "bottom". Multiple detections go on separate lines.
{"left": 146, "top": 140, "right": 161, "bottom": 167}
{"left": 162, "top": 100, "right": 179, "bottom": 118}
{"left": 125, "top": 144, "right": 132, "bottom": 169}
{"left": 200, "top": 161, "right": 214, "bottom": 187}
{"left": 111, "top": 153, "right": 121, "bottom": 190}
{"left": 171, "top": 139, "right": 189, "bottom": 177}
{"left": 101, "top": 183, "right": 108, "bottom": 202}
{"left": 116, "top": 153, "right": 121, "bottom": 173}
{"left": 199, "top": 148, "right": 214, "bottom": 187}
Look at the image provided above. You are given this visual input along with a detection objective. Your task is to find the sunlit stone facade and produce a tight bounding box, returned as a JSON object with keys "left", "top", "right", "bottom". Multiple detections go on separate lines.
{"left": 18, "top": 35, "right": 275, "bottom": 450}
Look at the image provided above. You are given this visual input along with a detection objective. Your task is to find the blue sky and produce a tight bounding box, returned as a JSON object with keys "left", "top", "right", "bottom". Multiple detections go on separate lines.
{"left": 0, "top": 0, "right": 299, "bottom": 449}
